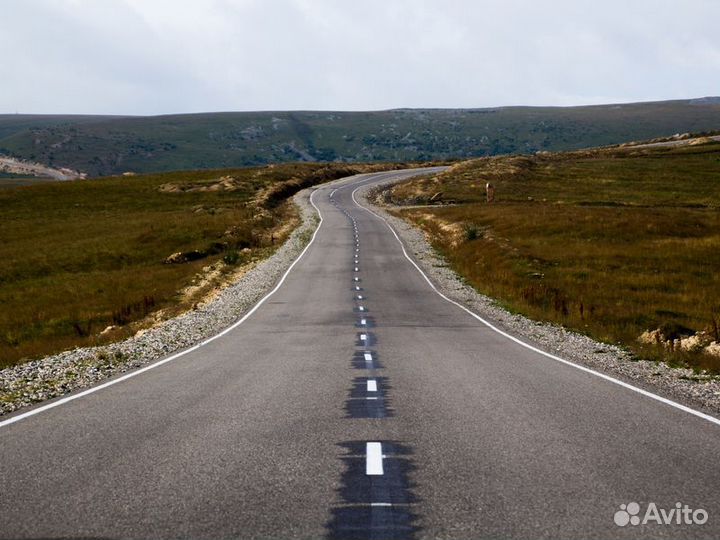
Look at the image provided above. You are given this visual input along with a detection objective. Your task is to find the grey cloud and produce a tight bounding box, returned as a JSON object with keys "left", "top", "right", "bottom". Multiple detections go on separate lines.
{"left": 1, "top": 0, "right": 719, "bottom": 114}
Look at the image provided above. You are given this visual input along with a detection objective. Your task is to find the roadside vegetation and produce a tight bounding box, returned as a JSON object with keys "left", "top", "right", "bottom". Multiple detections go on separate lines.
{"left": 0, "top": 162, "right": 402, "bottom": 369}
{"left": 387, "top": 139, "right": 720, "bottom": 373}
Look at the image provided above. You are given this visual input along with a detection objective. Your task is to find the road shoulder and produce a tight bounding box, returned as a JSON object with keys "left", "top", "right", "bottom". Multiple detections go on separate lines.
{"left": 0, "top": 188, "right": 319, "bottom": 417}
{"left": 355, "top": 179, "right": 720, "bottom": 420}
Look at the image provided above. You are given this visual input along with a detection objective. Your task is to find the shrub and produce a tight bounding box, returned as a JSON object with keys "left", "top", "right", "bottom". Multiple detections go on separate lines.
{"left": 463, "top": 224, "right": 479, "bottom": 242}
{"left": 223, "top": 251, "right": 240, "bottom": 265}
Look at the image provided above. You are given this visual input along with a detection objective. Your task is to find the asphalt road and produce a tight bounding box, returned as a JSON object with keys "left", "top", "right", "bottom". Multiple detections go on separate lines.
{"left": 2, "top": 169, "right": 720, "bottom": 539}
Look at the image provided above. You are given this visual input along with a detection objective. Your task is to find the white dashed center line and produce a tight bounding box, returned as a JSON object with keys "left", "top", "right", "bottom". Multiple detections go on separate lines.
{"left": 358, "top": 306, "right": 365, "bottom": 311}
{"left": 364, "top": 352, "right": 373, "bottom": 363}
{"left": 367, "top": 379, "right": 377, "bottom": 392}
{"left": 366, "top": 442, "right": 384, "bottom": 475}
{"left": 360, "top": 333, "right": 367, "bottom": 341}
{"left": 360, "top": 318, "right": 367, "bottom": 325}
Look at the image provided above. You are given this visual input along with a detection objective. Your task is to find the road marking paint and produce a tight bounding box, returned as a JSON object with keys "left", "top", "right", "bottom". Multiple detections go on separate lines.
{"left": 367, "top": 379, "right": 377, "bottom": 392}
{"left": 358, "top": 306, "right": 365, "bottom": 311}
{"left": 366, "top": 397, "right": 379, "bottom": 401}
{"left": 357, "top": 295, "right": 363, "bottom": 300}
{"left": 350, "top": 179, "right": 720, "bottom": 428}
{"left": 364, "top": 352, "right": 373, "bottom": 362}
{"left": 366, "top": 442, "right": 384, "bottom": 475}
{"left": 360, "top": 318, "right": 367, "bottom": 325}
{"left": 354, "top": 277, "right": 359, "bottom": 281}
{"left": 354, "top": 267, "right": 359, "bottom": 272}
{"left": 360, "top": 333, "right": 367, "bottom": 340}
{"left": 0, "top": 187, "right": 331, "bottom": 429}
{"left": 371, "top": 503, "right": 392, "bottom": 507}
{"left": 355, "top": 286, "right": 360, "bottom": 291}
{"left": 329, "top": 188, "right": 337, "bottom": 197}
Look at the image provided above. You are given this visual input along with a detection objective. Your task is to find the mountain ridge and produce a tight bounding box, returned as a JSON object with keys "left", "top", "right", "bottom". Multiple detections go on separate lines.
{"left": 1, "top": 97, "right": 719, "bottom": 176}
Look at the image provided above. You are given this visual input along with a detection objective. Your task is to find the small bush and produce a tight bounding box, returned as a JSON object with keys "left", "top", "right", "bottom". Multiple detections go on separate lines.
{"left": 463, "top": 224, "right": 479, "bottom": 242}
{"left": 223, "top": 251, "right": 240, "bottom": 265}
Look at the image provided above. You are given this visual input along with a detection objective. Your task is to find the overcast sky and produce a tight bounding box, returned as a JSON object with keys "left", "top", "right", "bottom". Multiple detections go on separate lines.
{"left": 2, "top": 0, "right": 719, "bottom": 115}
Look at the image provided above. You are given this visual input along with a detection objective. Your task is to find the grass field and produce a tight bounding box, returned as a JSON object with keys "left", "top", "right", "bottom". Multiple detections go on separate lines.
{"left": 2, "top": 98, "right": 720, "bottom": 176}
{"left": 0, "top": 162, "right": 400, "bottom": 369}
{"left": 387, "top": 140, "right": 720, "bottom": 372}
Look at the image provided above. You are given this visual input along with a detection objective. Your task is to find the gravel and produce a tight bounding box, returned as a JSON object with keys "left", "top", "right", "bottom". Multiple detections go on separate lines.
{"left": 0, "top": 189, "right": 319, "bottom": 416}
{"left": 357, "top": 178, "right": 720, "bottom": 420}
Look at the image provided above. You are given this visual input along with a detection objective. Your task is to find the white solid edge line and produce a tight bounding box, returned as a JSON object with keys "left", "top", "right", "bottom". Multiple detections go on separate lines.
{"left": 350, "top": 183, "right": 720, "bottom": 428}
{"left": 0, "top": 188, "right": 329, "bottom": 429}
{"left": 366, "top": 442, "right": 384, "bottom": 475}
{"left": 371, "top": 503, "right": 393, "bottom": 507}
{"left": 367, "top": 379, "right": 378, "bottom": 392}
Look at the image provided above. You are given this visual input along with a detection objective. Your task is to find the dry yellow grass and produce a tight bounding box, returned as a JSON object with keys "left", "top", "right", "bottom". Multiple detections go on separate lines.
{"left": 390, "top": 141, "right": 720, "bottom": 372}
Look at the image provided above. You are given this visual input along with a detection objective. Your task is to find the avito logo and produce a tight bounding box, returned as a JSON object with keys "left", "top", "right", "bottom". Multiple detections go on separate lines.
{"left": 614, "top": 502, "right": 708, "bottom": 527}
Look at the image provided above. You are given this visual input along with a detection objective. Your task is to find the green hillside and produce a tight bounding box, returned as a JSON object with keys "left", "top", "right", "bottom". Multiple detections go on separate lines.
{"left": 1, "top": 98, "right": 720, "bottom": 176}
{"left": 0, "top": 161, "right": 404, "bottom": 367}
{"left": 388, "top": 138, "right": 720, "bottom": 373}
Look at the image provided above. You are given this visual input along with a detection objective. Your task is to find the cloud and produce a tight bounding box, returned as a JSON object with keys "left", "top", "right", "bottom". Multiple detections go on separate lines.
{"left": 1, "top": 0, "right": 719, "bottom": 114}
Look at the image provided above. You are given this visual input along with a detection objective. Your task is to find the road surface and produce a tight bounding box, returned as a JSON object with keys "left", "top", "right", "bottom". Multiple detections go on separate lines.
{"left": 1, "top": 169, "right": 719, "bottom": 539}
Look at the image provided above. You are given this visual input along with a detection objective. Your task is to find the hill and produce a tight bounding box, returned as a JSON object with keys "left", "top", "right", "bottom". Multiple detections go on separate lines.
{"left": 384, "top": 136, "right": 720, "bottom": 373}
{"left": 0, "top": 162, "right": 405, "bottom": 368}
{"left": 1, "top": 98, "right": 720, "bottom": 176}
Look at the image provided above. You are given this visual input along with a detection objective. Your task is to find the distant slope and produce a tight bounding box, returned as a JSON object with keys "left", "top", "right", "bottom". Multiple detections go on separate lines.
{"left": 1, "top": 98, "right": 719, "bottom": 176}
{"left": 0, "top": 155, "right": 85, "bottom": 180}
{"left": 0, "top": 114, "right": 126, "bottom": 140}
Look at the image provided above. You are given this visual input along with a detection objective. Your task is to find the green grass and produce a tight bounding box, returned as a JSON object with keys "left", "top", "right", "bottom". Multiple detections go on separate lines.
{"left": 2, "top": 98, "right": 720, "bottom": 176}
{"left": 389, "top": 141, "right": 720, "bottom": 372}
{"left": 0, "top": 176, "right": 60, "bottom": 189}
{"left": 0, "top": 162, "right": 401, "bottom": 368}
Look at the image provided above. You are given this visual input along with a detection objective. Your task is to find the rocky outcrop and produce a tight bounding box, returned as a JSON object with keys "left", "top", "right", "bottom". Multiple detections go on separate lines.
{"left": 0, "top": 155, "right": 86, "bottom": 180}
{"left": 638, "top": 328, "right": 720, "bottom": 358}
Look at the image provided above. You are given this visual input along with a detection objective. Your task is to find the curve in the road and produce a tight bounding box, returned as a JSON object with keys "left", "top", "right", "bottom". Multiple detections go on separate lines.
{"left": 350, "top": 184, "right": 720, "bottom": 429}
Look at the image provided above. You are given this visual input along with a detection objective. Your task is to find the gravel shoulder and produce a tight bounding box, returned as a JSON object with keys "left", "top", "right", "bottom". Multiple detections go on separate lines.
{"left": 357, "top": 178, "right": 720, "bottom": 420}
{"left": 0, "top": 188, "right": 320, "bottom": 416}
{"left": 5, "top": 173, "right": 720, "bottom": 421}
